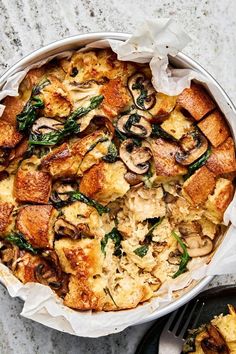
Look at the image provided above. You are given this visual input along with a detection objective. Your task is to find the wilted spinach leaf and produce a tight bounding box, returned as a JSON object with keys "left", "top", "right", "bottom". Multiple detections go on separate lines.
{"left": 6, "top": 232, "right": 38, "bottom": 255}
{"left": 101, "top": 228, "right": 122, "bottom": 256}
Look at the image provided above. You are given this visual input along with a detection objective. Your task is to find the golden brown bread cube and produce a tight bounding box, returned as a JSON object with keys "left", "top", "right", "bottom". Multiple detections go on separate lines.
{"left": 177, "top": 83, "right": 215, "bottom": 121}
{"left": 198, "top": 110, "right": 230, "bottom": 147}
{"left": 40, "top": 131, "right": 110, "bottom": 179}
{"left": 79, "top": 161, "right": 130, "bottom": 204}
{"left": 40, "top": 76, "right": 72, "bottom": 118}
{"left": 182, "top": 166, "right": 216, "bottom": 205}
{"left": 40, "top": 143, "right": 77, "bottom": 179}
{"left": 55, "top": 238, "right": 105, "bottom": 310}
{"left": 16, "top": 205, "right": 57, "bottom": 248}
{"left": 160, "top": 108, "right": 193, "bottom": 140}
{"left": 0, "top": 202, "right": 14, "bottom": 234}
{"left": 149, "top": 93, "right": 177, "bottom": 119}
{"left": 149, "top": 138, "right": 187, "bottom": 178}
{"left": 54, "top": 238, "right": 103, "bottom": 276}
{"left": 205, "top": 178, "right": 234, "bottom": 224}
{"left": 0, "top": 120, "right": 22, "bottom": 148}
{"left": 14, "top": 169, "right": 52, "bottom": 204}
{"left": 64, "top": 275, "right": 104, "bottom": 311}
{"left": 206, "top": 137, "right": 236, "bottom": 175}
{"left": 0, "top": 96, "right": 25, "bottom": 127}
{"left": 101, "top": 78, "right": 131, "bottom": 119}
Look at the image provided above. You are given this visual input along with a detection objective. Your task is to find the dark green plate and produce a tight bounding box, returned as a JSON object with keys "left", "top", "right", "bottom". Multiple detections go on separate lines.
{"left": 135, "top": 285, "right": 236, "bottom": 354}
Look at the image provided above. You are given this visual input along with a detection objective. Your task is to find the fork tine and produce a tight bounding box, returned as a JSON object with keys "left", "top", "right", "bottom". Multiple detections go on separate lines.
{"left": 171, "top": 304, "right": 188, "bottom": 335}
{"left": 163, "top": 309, "right": 178, "bottom": 332}
{"left": 191, "top": 301, "right": 205, "bottom": 329}
{"left": 178, "top": 300, "right": 199, "bottom": 338}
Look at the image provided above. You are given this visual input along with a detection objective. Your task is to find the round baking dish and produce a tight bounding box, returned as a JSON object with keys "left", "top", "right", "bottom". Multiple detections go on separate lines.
{"left": 0, "top": 32, "right": 235, "bottom": 329}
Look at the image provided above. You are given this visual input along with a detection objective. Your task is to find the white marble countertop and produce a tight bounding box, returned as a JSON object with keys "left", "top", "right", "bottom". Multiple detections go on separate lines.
{"left": 0, "top": 0, "right": 236, "bottom": 353}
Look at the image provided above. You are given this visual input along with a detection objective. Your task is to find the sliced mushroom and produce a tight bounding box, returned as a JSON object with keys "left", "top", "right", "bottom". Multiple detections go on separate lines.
{"left": 0, "top": 242, "right": 21, "bottom": 270}
{"left": 168, "top": 251, "right": 181, "bottom": 265}
{"left": 124, "top": 172, "right": 143, "bottom": 186}
{"left": 50, "top": 180, "right": 77, "bottom": 204}
{"left": 117, "top": 113, "right": 152, "bottom": 138}
{"left": 128, "top": 73, "right": 156, "bottom": 110}
{"left": 54, "top": 218, "right": 79, "bottom": 238}
{"left": 175, "top": 130, "right": 208, "bottom": 165}
{"left": 119, "top": 139, "right": 152, "bottom": 174}
{"left": 201, "top": 324, "right": 230, "bottom": 354}
{"left": 32, "top": 117, "right": 63, "bottom": 135}
{"left": 34, "top": 263, "right": 59, "bottom": 287}
{"left": 178, "top": 235, "right": 213, "bottom": 257}
{"left": 41, "top": 250, "right": 62, "bottom": 275}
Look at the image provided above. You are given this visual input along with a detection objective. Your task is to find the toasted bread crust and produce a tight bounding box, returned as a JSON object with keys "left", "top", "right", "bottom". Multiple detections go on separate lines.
{"left": 206, "top": 137, "right": 236, "bottom": 175}
{"left": 0, "top": 202, "right": 14, "bottom": 234}
{"left": 0, "top": 120, "right": 22, "bottom": 148}
{"left": 149, "top": 138, "right": 187, "bottom": 177}
{"left": 205, "top": 178, "right": 234, "bottom": 223}
{"left": 177, "top": 83, "right": 215, "bottom": 120}
{"left": 55, "top": 238, "right": 104, "bottom": 310}
{"left": 14, "top": 169, "right": 52, "bottom": 204}
{"left": 40, "top": 76, "right": 72, "bottom": 118}
{"left": 79, "top": 163, "right": 104, "bottom": 200}
{"left": 198, "top": 110, "right": 230, "bottom": 147}
{"left": 101, "top": 78, "right": 131, "bottom": 118}
{"left": 183, "top": 166, "right": 216, "bottom": 205}
{"left": 16, "top": 205, "right": 57, "bottom": 248}
{"left": 79, "top": 161, "right": 130, "bottom": 204}
{"left": 64, "top": 275, "right": 102, "bottom": 310}
{"left": 40, "top": 143, "right": 77, "bottom": 178}
{"left": 1, "top": 96, "right": 25, "bottom": 127}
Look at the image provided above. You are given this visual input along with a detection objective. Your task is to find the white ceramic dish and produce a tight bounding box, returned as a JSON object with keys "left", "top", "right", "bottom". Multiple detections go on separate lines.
{"left": 0, "top": 32, "right": 235, "bottom": 327}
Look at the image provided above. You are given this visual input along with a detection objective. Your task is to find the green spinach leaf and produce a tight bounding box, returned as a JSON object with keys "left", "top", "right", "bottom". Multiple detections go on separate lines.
{"left": 17, "top": 80, "right": 50, "bottom": 132}
{"left": 134, "top": 245, "right": 149, "bottom": 258}
{"left": 101, "top": 227, "right": 122, "bottom": 256}
{"left": 6, "top": 232, "right": 38, "bottom": 255}
{"left": 29, "top": 95, "right": 104, "bottom": 146}
{"left": 172, "top": 231, "right": 191, "bottom": 278}
{"left": 151, "top": 123, "right": 177, "bottom": 142}
{"left": 51, "top": 190, "right": 109, "bottom": 216}
{"left": 184, "top": 149, "right": 211, "bottom": 180}
{"left": 102, "top": 142, "right": 118, "bottom": 163}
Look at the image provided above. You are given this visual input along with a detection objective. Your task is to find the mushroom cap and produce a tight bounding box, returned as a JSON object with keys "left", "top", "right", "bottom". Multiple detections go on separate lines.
{"left": 54, "top": 218, "right": 79, "bottom": 238}
{"left": 119, "top": 139, "right": 152, "bottom": 174}
{"left": 178, "top": 235, "right": 213, "bottom": 257}
{"left": 175, "top": 130, "right": 208, "bottom": 165}
{"left": 128, "top": 72, "right": 156, "bottom": 110}
{"left": 32, "top": 117, "right": 63, "bottom": 135}
{"left": 117, "top": 113, "right": 152, "bottom": 138}
{"left": 124, "top": 172, "right": 144, "bottom": 186}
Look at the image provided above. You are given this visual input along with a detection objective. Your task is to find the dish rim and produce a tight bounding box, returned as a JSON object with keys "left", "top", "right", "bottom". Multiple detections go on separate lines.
{"left": 1, "top": 31, "right": 236, "bottom": 327}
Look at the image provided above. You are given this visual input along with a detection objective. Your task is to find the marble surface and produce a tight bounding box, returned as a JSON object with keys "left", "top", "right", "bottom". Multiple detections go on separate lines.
{"left": 0, "top": 0, "right": 236, "bottom": 353}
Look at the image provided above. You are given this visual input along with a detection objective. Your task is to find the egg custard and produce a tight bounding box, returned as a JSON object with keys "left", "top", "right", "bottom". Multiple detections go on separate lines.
{"left": 0, "top": 49, "right": 235, "bottom": 311}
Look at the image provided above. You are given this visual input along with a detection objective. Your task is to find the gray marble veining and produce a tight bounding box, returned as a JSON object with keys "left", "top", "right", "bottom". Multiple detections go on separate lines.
{"left": 0, "top": 0, "right": 236, "bottom": 353}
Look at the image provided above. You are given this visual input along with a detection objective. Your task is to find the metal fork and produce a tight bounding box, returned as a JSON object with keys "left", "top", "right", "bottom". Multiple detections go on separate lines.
{"left": 158, "top": 300, "right": 204, "bottom": 354}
